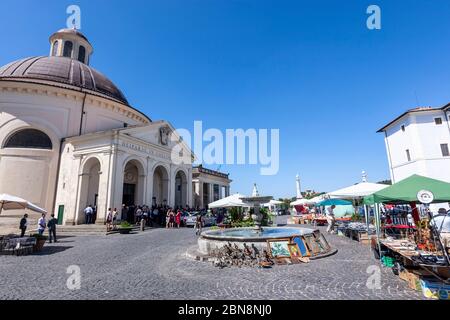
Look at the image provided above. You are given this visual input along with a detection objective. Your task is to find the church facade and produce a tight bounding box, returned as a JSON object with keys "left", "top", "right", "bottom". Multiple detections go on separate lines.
{"left": 0, "top": 27, "right": 227, "bottom": 225}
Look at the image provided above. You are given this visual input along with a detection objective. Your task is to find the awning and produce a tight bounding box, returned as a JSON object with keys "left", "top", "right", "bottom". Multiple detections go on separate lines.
{"left": 363, "top": 175, "right": 450, "bottom": 204}
{"left": 0, "top": 193, "right": 47, "bottom": 215}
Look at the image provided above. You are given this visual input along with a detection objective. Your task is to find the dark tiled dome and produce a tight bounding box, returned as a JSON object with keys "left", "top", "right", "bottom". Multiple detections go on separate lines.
{"left": 0, "top": 56, "right": 128, "bottom": 105}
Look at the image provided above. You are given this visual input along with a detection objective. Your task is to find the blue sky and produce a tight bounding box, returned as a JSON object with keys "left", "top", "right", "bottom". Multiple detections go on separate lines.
{"left": 2, "top": 0, "right": 450, "bottom": 198}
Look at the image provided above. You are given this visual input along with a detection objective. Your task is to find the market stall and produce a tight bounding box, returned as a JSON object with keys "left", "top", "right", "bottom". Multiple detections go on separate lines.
{"left": 363, "top": 175, "right": 450, "bottom": 298}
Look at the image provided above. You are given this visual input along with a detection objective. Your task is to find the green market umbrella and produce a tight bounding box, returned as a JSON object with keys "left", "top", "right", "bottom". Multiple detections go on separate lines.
{"left": 316, "top": 199, "right": 352, "bottom": 206}
{"left": 363, "top": 175, "right": 450, "bottom": 205}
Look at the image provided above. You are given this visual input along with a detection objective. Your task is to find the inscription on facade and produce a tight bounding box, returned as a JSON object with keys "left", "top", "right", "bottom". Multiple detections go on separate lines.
{"left": 121, "top": 142, "right": 171, "bottom": 160}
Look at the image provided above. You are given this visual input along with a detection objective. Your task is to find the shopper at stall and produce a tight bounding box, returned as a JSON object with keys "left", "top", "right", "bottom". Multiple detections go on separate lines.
{"left": 431, "top": 208, "right": 450, "bottom": 252}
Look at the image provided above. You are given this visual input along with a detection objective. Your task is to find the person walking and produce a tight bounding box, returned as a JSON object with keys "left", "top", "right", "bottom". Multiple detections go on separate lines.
{"left": 106, "top": 208, "right": 113, "bottom": 232}
{"left": 326, "top": 205, "right": 336, "bottom": 234}
{"left": 47, "top": 214, "right": 58, "bottom": 243}
{"left": 175, "top": 210, "right": 182, "bottom": 229}
{"left": 38, "top": 213, "right": 47, "bottom": 236}
{"left": 195, "top": 213, "right": 203, "bottom": 236}
{"left": 19, "top": 214, "right": 28, "bottom": 237}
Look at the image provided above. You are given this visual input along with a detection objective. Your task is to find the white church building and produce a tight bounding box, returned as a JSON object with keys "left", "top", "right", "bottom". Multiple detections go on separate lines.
{"left": 0, "top": 27, "right": 229, "bottom": 226}
{"left": 378, "top": 105, "right": 450, "bottom": 184}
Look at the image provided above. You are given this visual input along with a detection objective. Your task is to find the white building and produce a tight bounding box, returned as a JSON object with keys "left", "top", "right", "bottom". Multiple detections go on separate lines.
{"left": 192, "top": 165, "right": 231, "bottom": 210}
{"left": 0, "top": 27, "right": 231, "bottom": 226}
{"left": 379, "top": 106, "right": 450, "bottom": 184}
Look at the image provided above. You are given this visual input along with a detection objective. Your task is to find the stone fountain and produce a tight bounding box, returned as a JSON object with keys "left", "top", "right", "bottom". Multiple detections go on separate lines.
{"left": 240, "top": 183, "right": 272, "bottom": 233}
{"left": 192, "top": 184, "right": 336, "bottom": 266}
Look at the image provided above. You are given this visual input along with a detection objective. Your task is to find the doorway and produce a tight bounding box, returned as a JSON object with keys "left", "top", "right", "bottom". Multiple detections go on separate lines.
{"left": 123, "top": 183, "right": 136, "bottom": 206}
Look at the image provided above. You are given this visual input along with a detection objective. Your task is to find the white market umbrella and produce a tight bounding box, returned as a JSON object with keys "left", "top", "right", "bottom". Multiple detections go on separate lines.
{"left": 0, "top": 193, "right": 47, "bottom": 215}
{"left": 327, "top": 182, "right": 389, "bottom": 199}
{"left": 208, "top": 193, "right": 248, "bottom": 209}
{"left": 263, "top": 199, "right": 284, "bottom": 207}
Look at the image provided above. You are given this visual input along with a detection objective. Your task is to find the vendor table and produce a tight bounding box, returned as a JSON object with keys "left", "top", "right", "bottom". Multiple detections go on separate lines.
{"left": 378, "top": 239, "right": 450, "bottom": 284}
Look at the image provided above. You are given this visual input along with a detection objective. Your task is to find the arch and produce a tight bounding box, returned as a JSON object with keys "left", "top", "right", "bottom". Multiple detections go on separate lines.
{"left": 77, "top": 157, "right": 101, "bottom": 224}
{"left": 78, "top": 45, "right": 86, "bottom": 63}
{"left": 152, "top": 164, "right": 169, "bottom": 207}
{"left": 3, "top": 128, "right": 52, "bottom": 149}
{"left": 63, "top": 41, "right": 73, "bottom": 58}
{"left": 52, "top": 40, "right": 59, "bottom": 56}
{"left": 174, "top": 169, "right": 188, "bottom": 209}
{"left": 121, "top": 158, "right": 146, "bottom": 222}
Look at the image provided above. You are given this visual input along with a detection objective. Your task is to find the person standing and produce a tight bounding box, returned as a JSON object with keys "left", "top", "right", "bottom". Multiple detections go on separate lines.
{"left": 38, "top": 213, "right": 47, "bottom": 236}
{"left": 47, "top": 214, "right": 58, "bottom": 243}
{"left": 106, "top": 208, "right": 113, "bottom": 232}
{"left": 19, "top": 214, "right": 28, "bottom": 237}
{"left": 166, "top": 208, "right": 171, "bottom": 229}
{"left": 175, "top": 210, "right": 182, "bottom": 229}
{"left": 112, "top": 208, "right": 118, "bottom": 230}
{"left": 169, "top": 209, "right": 175, "bottom": 229}
{"left": 326, "top": 205, "right": 336, "bottom": 234}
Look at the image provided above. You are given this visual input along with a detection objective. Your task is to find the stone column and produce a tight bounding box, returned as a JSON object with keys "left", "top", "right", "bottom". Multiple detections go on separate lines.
{"left": 208, "top": 183, "right": 214, "bottom": 205}
{"left": 198, "top": 181, "right": 204, "bottom": 209}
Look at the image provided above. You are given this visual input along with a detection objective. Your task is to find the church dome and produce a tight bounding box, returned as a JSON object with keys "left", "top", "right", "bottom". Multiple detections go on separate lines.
{"left": 0, "top": 56, "right": 129, "bottom": 105}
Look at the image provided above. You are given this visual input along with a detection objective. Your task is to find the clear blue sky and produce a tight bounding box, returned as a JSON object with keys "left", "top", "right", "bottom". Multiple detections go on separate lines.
{"left": 2, "top": 0, "right": 450, "bottom": 198}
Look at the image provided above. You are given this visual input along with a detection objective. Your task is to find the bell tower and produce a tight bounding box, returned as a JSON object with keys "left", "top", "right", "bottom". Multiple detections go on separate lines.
{"left": 48, "top": 27, "right": 93, "bottom": 65}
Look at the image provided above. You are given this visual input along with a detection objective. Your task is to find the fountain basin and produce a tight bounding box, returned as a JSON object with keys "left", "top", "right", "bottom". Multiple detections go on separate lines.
{"left": 198, "top": 226, "right": 317, "bottom": 255}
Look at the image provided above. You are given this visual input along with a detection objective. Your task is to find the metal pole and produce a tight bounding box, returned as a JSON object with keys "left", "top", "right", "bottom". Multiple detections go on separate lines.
{"left": 375, "top": 203, "right": 383, "bottom": 260}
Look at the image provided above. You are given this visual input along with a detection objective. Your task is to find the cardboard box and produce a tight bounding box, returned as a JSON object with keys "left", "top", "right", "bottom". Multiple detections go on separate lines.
{"left": 407, "top": 273, "right": 422, "bottom": 291}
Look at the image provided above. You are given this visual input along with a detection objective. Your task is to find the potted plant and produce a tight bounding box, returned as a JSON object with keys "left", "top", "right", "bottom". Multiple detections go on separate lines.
{"left": 31, "top": 234, "right": 48, "bottom": 252}
{"left": 118, "top": 221, "right": 133, "bottom": 234}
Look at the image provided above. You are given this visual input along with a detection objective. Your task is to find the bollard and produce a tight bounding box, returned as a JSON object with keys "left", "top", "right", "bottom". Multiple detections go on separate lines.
{"left": 140, "top": 218, "right": 145, "bottom": 232}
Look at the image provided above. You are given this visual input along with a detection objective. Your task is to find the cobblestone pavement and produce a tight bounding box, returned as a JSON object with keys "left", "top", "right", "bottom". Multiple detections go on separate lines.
{"left": 0, "top": 217, "right": 424, "bottom": 300}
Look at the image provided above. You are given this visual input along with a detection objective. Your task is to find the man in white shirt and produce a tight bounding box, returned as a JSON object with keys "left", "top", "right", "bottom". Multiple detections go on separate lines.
{"left": 37, "top": 213, "right": 46, "bottom": 235}
{"left": 431, "top": 209, "right": 450, "bottom": 251}
{"left": 326, "top": 205, "right": 336, "bottom": 234}
{"left": 83, "top": 205, "right": 93, "bottom": 224}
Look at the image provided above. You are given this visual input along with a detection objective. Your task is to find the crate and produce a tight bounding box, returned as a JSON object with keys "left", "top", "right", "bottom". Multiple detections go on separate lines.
{"left": 381, "top": 256, "right": 395, "bottom": 268}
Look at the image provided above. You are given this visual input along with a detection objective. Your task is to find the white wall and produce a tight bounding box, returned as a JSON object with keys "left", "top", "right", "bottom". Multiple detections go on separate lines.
{"left": 384, "top": 110, "right": 450, "bottom": 183}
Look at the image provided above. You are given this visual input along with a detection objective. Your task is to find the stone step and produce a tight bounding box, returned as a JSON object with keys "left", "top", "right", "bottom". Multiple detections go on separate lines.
{"left": 57, "top": 224, "right": 141, "bottom": 236}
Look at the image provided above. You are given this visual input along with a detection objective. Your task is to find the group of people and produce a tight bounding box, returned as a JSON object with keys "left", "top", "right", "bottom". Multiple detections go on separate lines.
{"left": 83, "top": 205, "right": 97, "bottom": 224}
{"left": 19, "top": 213, "right": 58, "bottom": 243}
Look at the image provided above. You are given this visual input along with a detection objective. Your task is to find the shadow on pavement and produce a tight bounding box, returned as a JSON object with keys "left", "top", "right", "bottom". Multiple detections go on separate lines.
{"left": 32, "top": 245, "right": 73, "bottom": 256}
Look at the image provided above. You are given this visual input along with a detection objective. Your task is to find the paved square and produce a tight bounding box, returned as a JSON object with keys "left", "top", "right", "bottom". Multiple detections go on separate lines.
{"left": 0, "top": 222, "right": 423, "bottom": 300}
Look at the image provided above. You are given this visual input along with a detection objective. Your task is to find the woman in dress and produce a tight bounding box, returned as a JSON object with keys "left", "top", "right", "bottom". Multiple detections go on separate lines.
{"left": 169, "top": 210, "right": 175, "bottom": 229}
{"left": 175, "top": 210, "right": 182, "bottom": 229}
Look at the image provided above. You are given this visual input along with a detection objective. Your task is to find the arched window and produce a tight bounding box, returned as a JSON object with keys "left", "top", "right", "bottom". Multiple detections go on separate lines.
{"left": 4, "top": 129, "right": 52, "bottom": 150}
{"left": 78, "top": 45, "right": 86, "bottom": 63}
{"left": 63, "top": 41, "right": 73, "bottom": 58}
{"left": 52, "top": 41, "right": 59, "bottom": 56}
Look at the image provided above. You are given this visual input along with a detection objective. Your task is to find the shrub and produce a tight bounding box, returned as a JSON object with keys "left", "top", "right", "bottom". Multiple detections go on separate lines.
{"left": 119, "top": 221, "right": 132, "bottom": 228}
{"left": 31, "top": 233, "right": 48, "bottom": 240}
